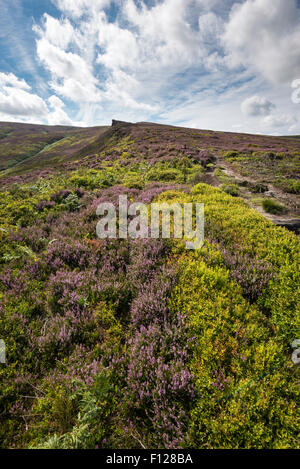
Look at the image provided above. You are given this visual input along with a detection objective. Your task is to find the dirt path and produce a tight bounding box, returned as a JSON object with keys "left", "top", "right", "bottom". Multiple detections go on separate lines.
{"left": 213, "top": 158, "right": 300, "bottom": 233}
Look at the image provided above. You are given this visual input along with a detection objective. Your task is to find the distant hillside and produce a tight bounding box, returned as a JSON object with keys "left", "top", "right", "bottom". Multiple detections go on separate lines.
{"left": 0, "top": 122, "right": 108, "bottom": 174}
{"left": 0, "top": 120, "right": 299, "bottom": 177}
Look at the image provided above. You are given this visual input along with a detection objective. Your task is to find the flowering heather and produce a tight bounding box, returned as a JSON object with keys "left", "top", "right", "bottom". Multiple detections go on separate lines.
{"left": 137, "top": 183, "right": 190, "bottom": 204}
{"left": 0, "top": 120, "right": 299, "bottom": 449}
{"left": 130, "top": 267, "right": 177, "bottom": 327}
{"left": 36, "top": 200, "right": 55, "bottom": 211}
{"left": 113, "top": 263, "right": 196, "bottom": 448}
{"left": 220, "top": 249, "right": 275, "bottom": 303}
{"left": 125, "top": 319, "right": 196, "bottom": 448}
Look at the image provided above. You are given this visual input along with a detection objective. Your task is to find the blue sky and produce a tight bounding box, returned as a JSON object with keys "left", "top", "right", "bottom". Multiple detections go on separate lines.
{"left": 0, "top": 0, "right": 299, "bottom": 134}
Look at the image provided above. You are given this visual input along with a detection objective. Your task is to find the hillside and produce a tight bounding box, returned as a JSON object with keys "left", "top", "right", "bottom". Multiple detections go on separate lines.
{"left": 0, "top": 122, "right": 108, "bottom": 175}
{"left": 0, "top": 120, "right": 299, "bottom": 449}
{"left": 1, "top": 120, "right": 299, "bottom": 228}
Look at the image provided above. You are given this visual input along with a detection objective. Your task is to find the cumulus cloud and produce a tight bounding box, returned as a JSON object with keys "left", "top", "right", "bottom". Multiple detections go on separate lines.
{"left": 223, "top": 0, "right": 300, "bottom": 83}
{"left": 0, "top": 72, "right": 76, "bottom": 126}
{"left": 97, "top": 21, "right": 139, "bottom": 72}
{"left": 0, "top": 72, "right": 31, "bottom": 90}
{"left": 31, "top": 0, "right": 299, "bottom": 131}
{"left": 0, "top": 73, "right": 48, "bottom": 120}
{"left": 47, "top": 94, "right": 74, "bottom": 125}
{"left": 37, "top": 0, "right": 227, "bottom": 120}
{"left": 121, "top": 0, "right": 211, "bottom": 70}
{"left": 1, "top": 0, "right": 299, "bottom": 132}
{"left": 241, "top": 95, "right": 276, "bottom": 116}
{"left": 48, "top": 95, "right": 65, "bottom": 109}
{"left": 35, "top": 37, "right": 102, "bottom": 103}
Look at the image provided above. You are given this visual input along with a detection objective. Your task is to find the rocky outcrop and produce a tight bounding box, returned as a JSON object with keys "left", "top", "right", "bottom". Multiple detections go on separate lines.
{"left": 112, "top": 120, "right": 132, "bottom": 127}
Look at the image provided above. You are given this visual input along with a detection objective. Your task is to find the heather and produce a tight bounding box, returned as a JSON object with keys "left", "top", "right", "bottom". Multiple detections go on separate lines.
{"left": 0, "top": 122, "right": 108, "bottom": 174}
{"left": 0, "top": 121, "right": 299, "bottom": 449}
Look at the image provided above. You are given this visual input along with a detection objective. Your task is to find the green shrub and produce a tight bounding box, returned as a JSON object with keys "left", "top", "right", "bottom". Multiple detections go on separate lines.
{"left": 147, "top": 168, "right": 182, "bottom": 182}
{"left": 69, "top": 170, "right": 116, "bottom": 190}
{"left": 63, "top": 194, "right": 81, "bottom": 212}
{"left": 122, "top": 172, "right": 144, "bottom": 190}
{"left": 157, "top": 185, "right": 299, "bottom": 343}
{"left": 123, "top": 177, "right": 144, "bottom": 190}
{"left": 287, "top": 179, "right": 300, "bottom": 194}
{"left": 190, "top": 183, "right": 220, "bottom": 196}
{"left": 249, "top": 183, "right": 269, "bottom": 194}
{"left": 170, "top": 252, "right": 299, "bottom": 449}
{"left": 222, "top": 184, "right": 240, "bottom": 197}
{"left": 262, "top": 199, "right": 286, "bottom": 214}
{"left": 223, "top": 151, "right": 239, "bottom": 159}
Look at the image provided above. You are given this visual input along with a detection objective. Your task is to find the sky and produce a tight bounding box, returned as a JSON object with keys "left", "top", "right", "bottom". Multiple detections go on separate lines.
{"left": 0, "top": 0, "right": 299, "bottom": 134}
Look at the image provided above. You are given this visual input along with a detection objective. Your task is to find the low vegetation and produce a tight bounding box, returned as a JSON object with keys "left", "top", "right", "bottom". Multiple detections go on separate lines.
{"left": 262, "top": 199, "right": 286, "bottom": 214}
{"left": 0, "top": 121, "right": 299, "bottom": 449}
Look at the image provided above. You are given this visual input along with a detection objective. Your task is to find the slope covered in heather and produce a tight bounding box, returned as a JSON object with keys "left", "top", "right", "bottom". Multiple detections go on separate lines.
{"left": 0, "top": 122, "right": 108, "bottom": 175}
{"left": 0, "top": 120, "right": 299, "bottom": 449}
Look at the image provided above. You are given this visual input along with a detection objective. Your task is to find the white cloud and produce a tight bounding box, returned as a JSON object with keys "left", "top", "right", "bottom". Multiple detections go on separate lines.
{"left": 1, "top": 0, "right": 298, "bottom": 133}
{"left": 51, "top": 77, "right": 101, "bottom": 104}
{"left": 36, "top": 38, "right": 102, "bottom": 103}
{"left": 52, "top": 0, "right": 111, "bottom": 18}
{"left": 262, "top": 113, "right": 298, "bottom": 129}
{"left": 48, "top": 95, "right": 65, "bottom": 109}
{"left": 241, "top": 95, "right": 276, "bottom": 116}
{"left": 103, "top": 71, "right": 158, "bottom": 112}
{"left": 291, "top": 79, "right": 300, "bottom": 104}
{"left": 223, "top": 0, "right": 300, "bottom": 83}
{"left": 36, "top": 39, "right": 87, "bottom": 82}
{"left": 0, "top": 73, "right": 48, "bottom": 120}
{"left": 97, "top": 21, "right": 139, "bottom": 71}
{"left": 47, "top": 94, "right": 74, "bottom": 125}
{"left": 0, "top": 72, "right": 77, "bottom": 126}
{"left": 0, "top": 72, "right": 31, "bottom": 90}
{"left": 122, "top": 0, "right": 206, "bottom": 70}
{"left": 33, "top": 14, "right": 76, "bottom": 49}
